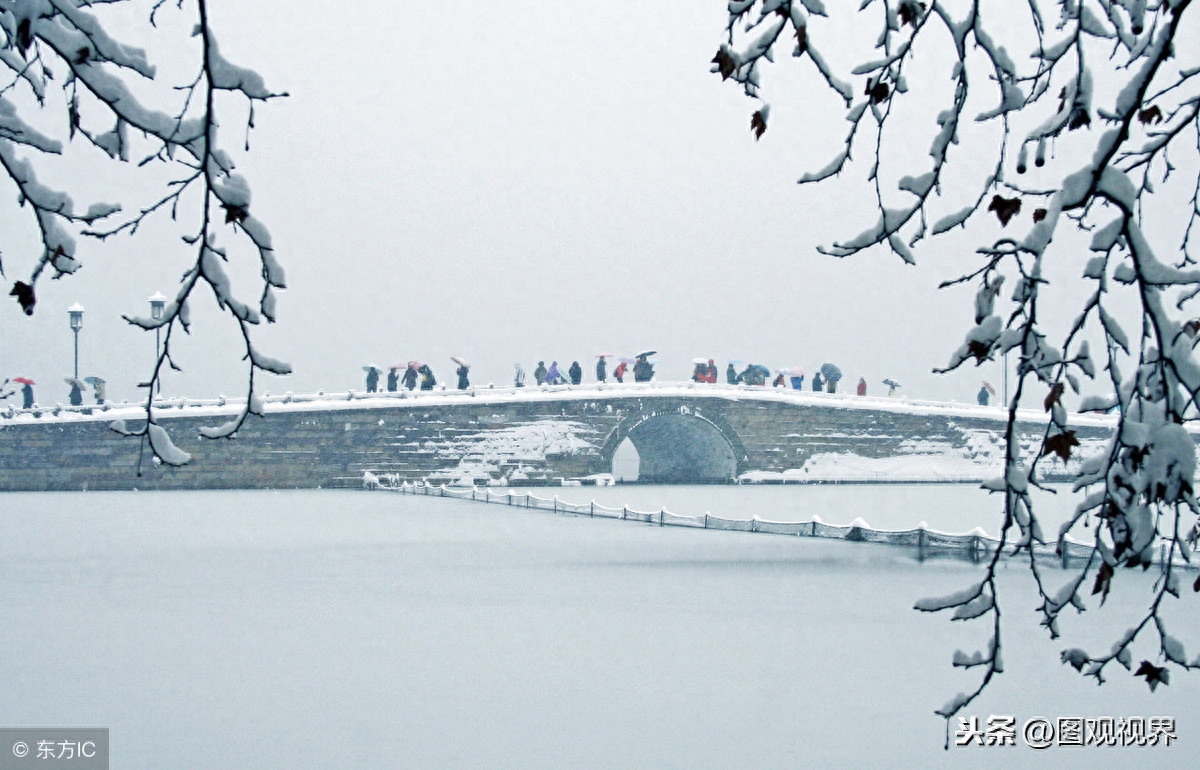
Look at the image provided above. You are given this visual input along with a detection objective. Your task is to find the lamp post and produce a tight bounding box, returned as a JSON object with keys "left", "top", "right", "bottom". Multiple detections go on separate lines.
{"left": 67, "top": 303, "right": 84, "bottom": 380}
{"left": 149, "top": 292, "right": 166, "bottom": 394}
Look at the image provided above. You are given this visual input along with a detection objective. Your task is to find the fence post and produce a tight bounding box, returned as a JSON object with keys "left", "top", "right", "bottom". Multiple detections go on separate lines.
{"left": 704, "top": 513, "right": 708, "bottom": 529}
{"left": 659, "top": 509, "right": 664, "bottom": 527}
{"left": 590, "top": 500, "right": 595, "bottom": 518}
{"left": 751, "top": 517, "right": 758, "bottom": 533}
{"left": 554, "top": 496, "right": 558, "bottom": 514}
{"left": 917, "top": 527, "right": 926, "bottom": 562}
{"left": 622, "top": 505, "right": 627, "bottom": 521}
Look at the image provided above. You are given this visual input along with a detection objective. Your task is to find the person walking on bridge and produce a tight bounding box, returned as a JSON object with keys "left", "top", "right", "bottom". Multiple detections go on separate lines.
{"left": 568, "top": 361, "right": 582, "bottom": 385}
{"left": 812, "top": 372, "right": 824, "bottom": 392}
{"left": 534, "top": 361, "right": 548, "bottom": 386}
{"left": 726, "top": 363, "right": 738, "bottom": 384}
{"left": 613, "top": 360, "right": 627, "bottom": 383}
{"left": 514, "top": 363, "right": 526, "bottom": 388}
{"left": 419, "top": 365, "right": 436, "bottom": 391}
{"left": 633, "top": 355, "right": 654, "bottom": 382}
{"left": 596, "top": 356, "right": 607, "bottom": 383}
{"left": 456, "top": 363, "right": 471, "bottom": 390}
{"left": 402, "top": 365, "right": 418, "bottom": 391}
{"left": 546, "top": 361, "right": 563, "bottom": 385}
{"left": 387, "top": 368, "right": 400, "bottom": 392}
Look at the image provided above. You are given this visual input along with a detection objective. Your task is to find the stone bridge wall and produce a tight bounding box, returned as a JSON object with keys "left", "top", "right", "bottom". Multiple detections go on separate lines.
{"left": 0, "top": 387, "right": 1118, "bottom": 491}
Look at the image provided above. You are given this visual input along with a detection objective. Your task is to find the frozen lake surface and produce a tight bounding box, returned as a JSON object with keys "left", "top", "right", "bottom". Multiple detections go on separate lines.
{"left": 1, "top": 488, "right": 1195, "bottom": 768}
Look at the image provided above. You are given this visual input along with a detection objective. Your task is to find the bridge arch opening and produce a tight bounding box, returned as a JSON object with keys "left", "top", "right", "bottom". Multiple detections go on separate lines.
{"left": 611, "top": 437, "right": 641, "bottom": 482}
{"left": 615, "top": 413, "right": 737, "bottom": 484}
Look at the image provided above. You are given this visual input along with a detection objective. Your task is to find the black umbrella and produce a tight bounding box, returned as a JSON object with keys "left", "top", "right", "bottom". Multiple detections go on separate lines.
{"left": 636, "top": 350, "right": 657, "bottom": 359}
{"left": 883, "top": 378, "right": 901, "bottom": 389}
{"left": 820, "top": 363, "right": 842, "bottom": 382}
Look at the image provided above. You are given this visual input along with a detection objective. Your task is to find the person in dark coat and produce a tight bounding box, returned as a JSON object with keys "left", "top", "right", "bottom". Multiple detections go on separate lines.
{"left": 456, "top": 364, "right": 470, "bottom": 390}
{"left": 613, "top": 361, "right": 627, "bottom": 382}
{"left": 978, "top": 384, "right": 990, "bottom": 406}
{"left": 546, "top": 361, "right": 562, "bottom": 384}
{"left": 856, "top": 377, "right": 867, "bottom": 396}
{"left": 22, "top": 382, "right": 34, "bottom": 409}
{"left": 726, "top": 363, "right": 738, "bottom": 384}
{"left": 387, "top": 368, "right": 399, "bottom": 392}
{"left": 68, "top": 380, "right": 83, "bottom": 406}
{"left": 365, "top": 367, "right": 379, "bottom": 393}
{"left": 402, "top": 366, "right": 418, "bottom": 390}
{"left": 596, "top": 356, "right": 607, "bottom": 383}
{"left": 534, "top": 361, "right": 548, "bottom": 386}
{"left": 568, "top": 361, "right": 582, "bottom": 385}
{"left": 633, "top": 355, "right": 653, "bottom": 382}
{"left": 419, "top": 365, "right": 436, "bottom": 390}
{"left": 812, "top": 372, "right": 824, "bottom": 392}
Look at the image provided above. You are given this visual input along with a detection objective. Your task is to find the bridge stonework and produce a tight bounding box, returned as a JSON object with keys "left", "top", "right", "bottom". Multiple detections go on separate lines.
{"left": 0, "top": 387, "right": 1116, "bottom": 491}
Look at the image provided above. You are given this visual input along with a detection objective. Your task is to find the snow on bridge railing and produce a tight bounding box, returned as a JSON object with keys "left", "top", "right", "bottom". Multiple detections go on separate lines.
{"left": 360, "top": 473, "right": 1195, "bottom": 571}
{"left": 0, "top": 378, "right": 1108, "bottom": 428}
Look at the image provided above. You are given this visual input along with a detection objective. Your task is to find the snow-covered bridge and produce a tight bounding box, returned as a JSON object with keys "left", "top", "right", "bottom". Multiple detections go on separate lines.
{"left": 0, "top": 382, "right": 1120, "bottom": 491}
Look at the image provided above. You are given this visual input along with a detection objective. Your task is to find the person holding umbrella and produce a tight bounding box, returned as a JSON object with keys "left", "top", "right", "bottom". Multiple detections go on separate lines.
{"left": 14, "top": 378, "right": 35, "bottom": 408}
{"left": 363, "top": 366, "right": 380, "bottom": 393}
{"left": 402, "top": 363, "right": 420, "bottom": 391}
{"left": 978, "top": 382, "right": 993, "bottom": 406}
{"left": 820, "top": 363, "right": 842, "bottom": 393}
{"left": 66, "top": 378, "right": 84, "bottom": 406}
{"left": 883, "top": 378, "right": 901, "bottom": 396}
{"left": 613, "top": 360, "right": 628, "bottom": 383}
{"left": 633, "top": 353, "right": 655, "bottom": 382}
{"left": 452, "top": 357, "right": 470, "bottom": 390}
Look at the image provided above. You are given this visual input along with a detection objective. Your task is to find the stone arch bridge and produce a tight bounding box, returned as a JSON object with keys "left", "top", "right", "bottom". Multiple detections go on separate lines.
{"left": 0, "top": 383, "right": 1118, "bottom": 491}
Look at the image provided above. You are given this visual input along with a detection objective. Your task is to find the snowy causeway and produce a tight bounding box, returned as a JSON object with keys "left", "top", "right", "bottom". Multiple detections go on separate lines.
{"left": 0, "top": 489, "right": 1196, "bottom": 768}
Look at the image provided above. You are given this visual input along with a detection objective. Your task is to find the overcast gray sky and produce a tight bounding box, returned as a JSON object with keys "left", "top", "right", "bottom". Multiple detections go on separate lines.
{"left": 3, "top": 1, "right": 1177, "bottom": 407}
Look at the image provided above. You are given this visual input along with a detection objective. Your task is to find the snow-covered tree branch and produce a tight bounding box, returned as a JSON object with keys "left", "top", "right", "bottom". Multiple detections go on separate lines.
{"left": 714, "top": 0, "right": 1200, "bottom": 735}
{"left": 0, "top": 0, "right": 287, "bottom": 464}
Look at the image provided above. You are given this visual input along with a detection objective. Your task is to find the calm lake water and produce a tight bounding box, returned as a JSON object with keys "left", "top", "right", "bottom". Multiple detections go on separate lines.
{"left": 0, "top": 487, "right": 1194, "bottom": 768}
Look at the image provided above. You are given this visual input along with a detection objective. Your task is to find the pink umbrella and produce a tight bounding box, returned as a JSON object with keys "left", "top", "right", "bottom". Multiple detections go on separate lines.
{"left": 12, "top": 377, "right": 34, "bottom": 385}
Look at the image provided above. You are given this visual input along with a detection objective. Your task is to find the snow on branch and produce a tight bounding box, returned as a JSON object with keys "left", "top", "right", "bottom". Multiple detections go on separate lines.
{"left": 712, "top": 0, "right": 1200, "bottom": 729}
{"left": 1, "top": 0, "right": 289, "bottom": 465}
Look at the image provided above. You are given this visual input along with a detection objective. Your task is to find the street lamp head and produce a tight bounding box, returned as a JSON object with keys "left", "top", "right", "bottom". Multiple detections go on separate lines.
{"left": 67, "top": 303, "right": 84, "bottom": 331}
{"left": 149, "top": 292, "right": 167, "bottom": 322}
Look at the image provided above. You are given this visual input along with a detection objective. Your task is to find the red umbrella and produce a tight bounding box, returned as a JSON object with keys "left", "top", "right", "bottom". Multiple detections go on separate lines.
{"left": 12, "top": 377, "right": 34, "bottom": 385}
